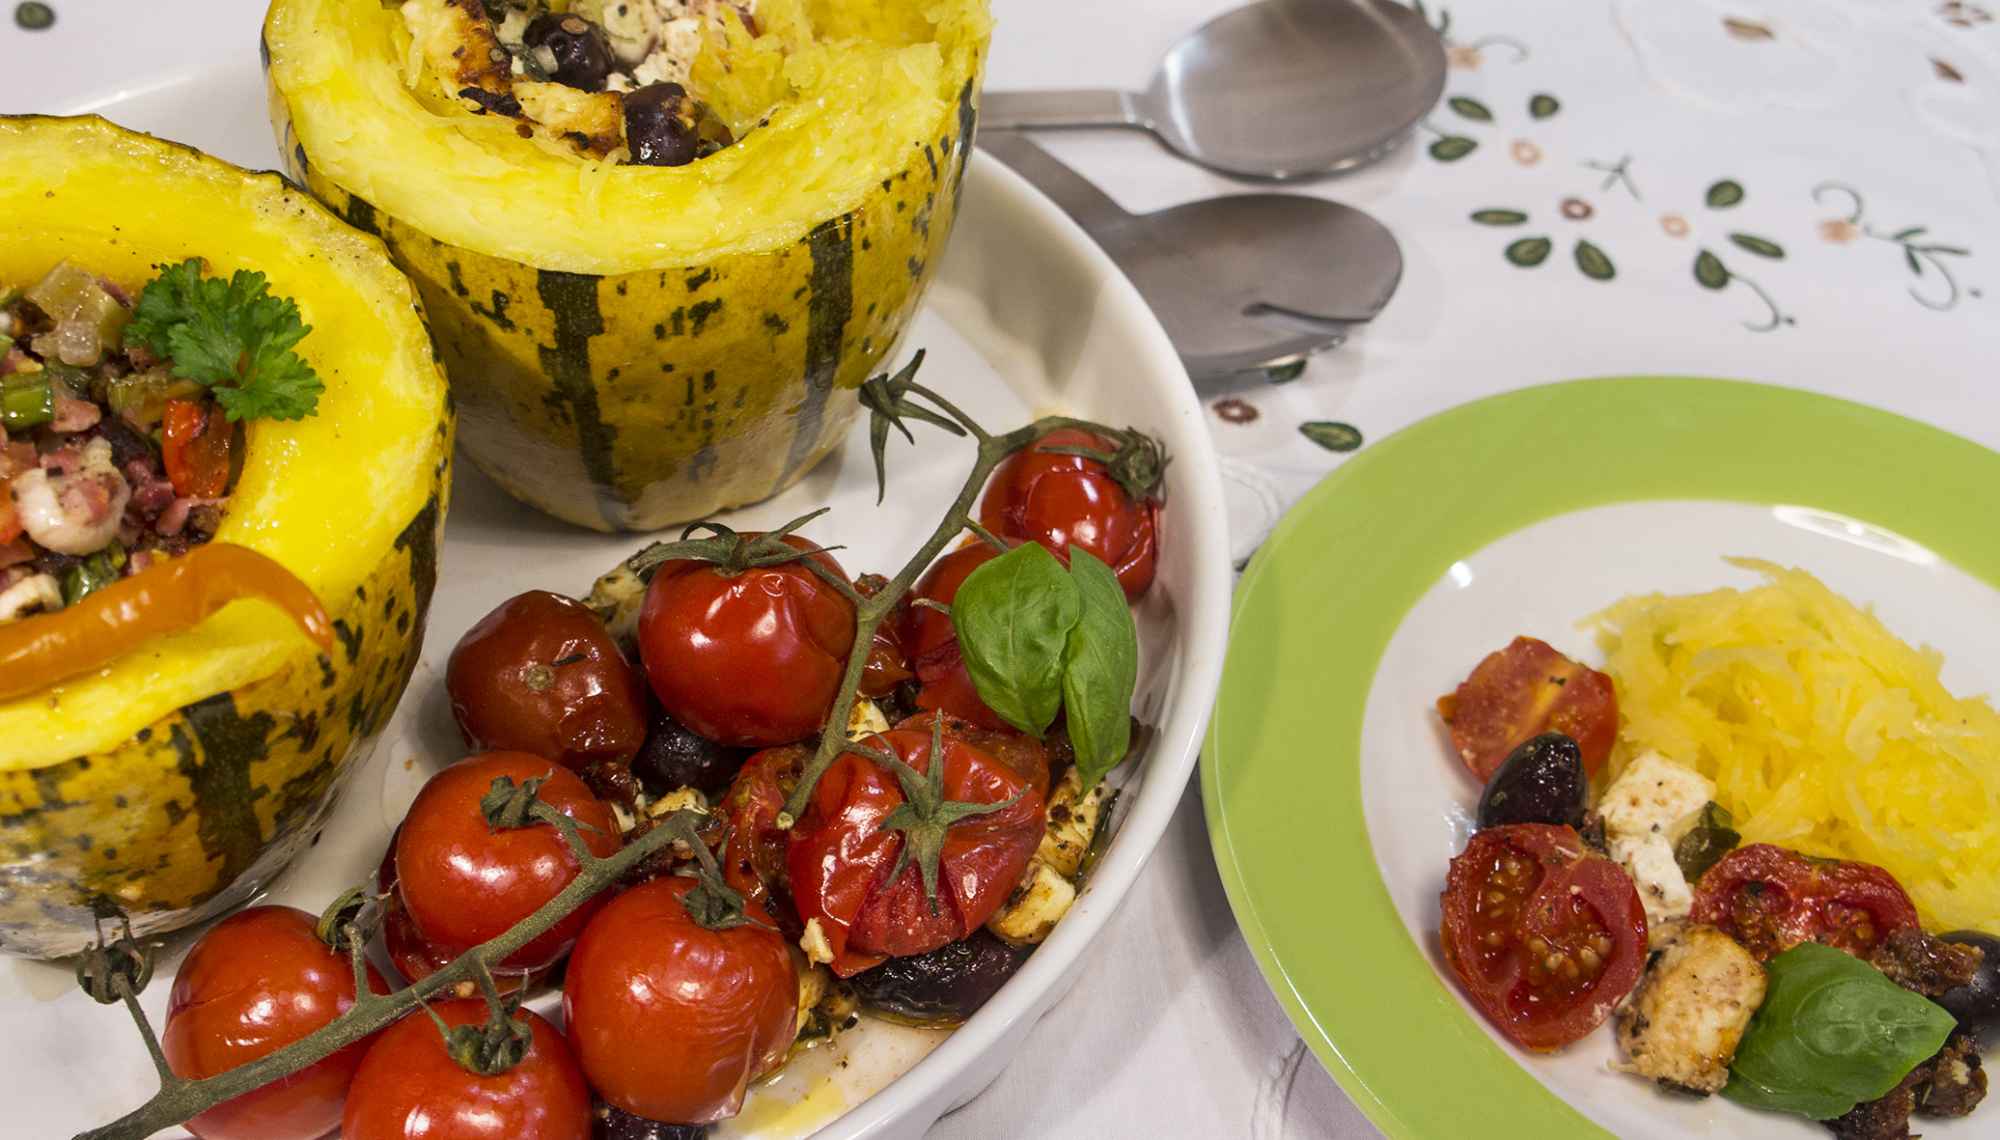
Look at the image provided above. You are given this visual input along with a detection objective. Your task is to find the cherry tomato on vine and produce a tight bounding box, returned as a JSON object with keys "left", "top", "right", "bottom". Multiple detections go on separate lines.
{"left": 638, "top": 534, "right": 856, "bottom": 747}
{"left": 1689, "top": 843, "right": 1919, "bottom": 961}
{"left": 900, "top": 542, "right": 1010, "bottom": 731}
{"left": 563, "top": 875, "right": 799, "bottom": 1125}
{"left": 789, "top": 712, "right": 1049, "bottom": 976}
{"left": 447, "top": 590, "right": 649, "bottom": 770}
{"left": 717, "top": 743, "right": 805, "bottom": 921}
{"left": 1439, "top": 824, "right": 1647, "bottom": 1052}
{"left": 342, "top": 999, "right": 590, "bottom": 1140}
{"left": 977, "top": 428, "right": 1161, "bottom": 600}
{"left": 162, "top": 906, "right": 391, "bottom": 1140}
{"left": 394, "top": 752, "right": 620, "bottom": 973}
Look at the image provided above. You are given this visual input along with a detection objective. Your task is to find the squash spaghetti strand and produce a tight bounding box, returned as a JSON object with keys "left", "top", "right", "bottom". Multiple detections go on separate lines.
{"left": 1589, "top": 558, "right": 2000, "bottom": 930}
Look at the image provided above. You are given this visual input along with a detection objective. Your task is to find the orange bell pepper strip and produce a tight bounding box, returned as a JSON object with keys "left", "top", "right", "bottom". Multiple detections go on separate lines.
{"left": 0, "top": 542, "right": 332, "bottom": 702}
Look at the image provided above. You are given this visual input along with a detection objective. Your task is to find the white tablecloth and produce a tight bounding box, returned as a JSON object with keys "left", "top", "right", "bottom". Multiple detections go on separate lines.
{"left": 940, "top": 0, "right": 1999, "bottom": 1135}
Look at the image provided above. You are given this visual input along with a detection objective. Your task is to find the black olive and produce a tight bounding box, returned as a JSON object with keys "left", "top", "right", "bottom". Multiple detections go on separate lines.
{"left": 1937, "top": 931, "right": 2000, "bottom": 1033}
{"left": 847, "top": 929, "right": 1033, "bottom": 1026}
{"left": 594, "top": 1103, "right": 708, "bottom": 1140}
{"left": 632, "top": 701, "right": 751, "bottom": 797}
{"left": 623, "top": 83, "right": 700, "bottom": 167}
{"left": 1476, "top": 732, "right": 1587, "bottom": 830}
{"left": 525, "top": 12, "right": 615, "bottom": 92}
{"left": 1672, "top": 802, "right": 1741, "bottom": 884}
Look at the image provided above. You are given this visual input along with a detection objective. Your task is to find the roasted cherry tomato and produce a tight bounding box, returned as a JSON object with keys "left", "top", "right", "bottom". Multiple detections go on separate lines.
{"left": 395, "top": 752, "right": 621, "bottom": 973}
{"left": 717, "top": 743, "right": 805, "bottom": 921}
{"left": 342, "top": 999, "right": 590, "bottom": 1140}
{"left": 1689, "top": 843, "right": 1920, "bottom": 961}
{"left": 1437, "top": 636, "right": 1618, "bottom": 782}
{"left": 161, "top": 398, "right": 235, "bottom": 499}
{"left": 978, "top": 428, "right": 1161, "bottom": 599}
{"left": 900, "top": 542, "right": 1009, "bottom": 731}
{"left": 447, "top": 590, "right": 649, "bottom": 770}
{"left": 855, "top": 572, "right": 914, "bottom": 698}
{"left": 638, "top": 534, "right": 856, "bottom": 746}
{"left": 1440, "top": 823, "right": 1648, "bottom": 1052}
{"left": 788, "top": 712, "right": 1049, "bottom": 976}
{"left": 163, "top": 906, "right": 391, "bottom": 1140}
{"left": 563, "top": 875, "right": 798, "bottom": 1125}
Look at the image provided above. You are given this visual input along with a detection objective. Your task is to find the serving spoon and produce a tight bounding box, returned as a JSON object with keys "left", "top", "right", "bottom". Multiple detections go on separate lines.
{"left": 981, "top": 134, "right": 1402, "bottom": 381}
{"left": 981, "top": 0, "right": 1447, "bottom": 181}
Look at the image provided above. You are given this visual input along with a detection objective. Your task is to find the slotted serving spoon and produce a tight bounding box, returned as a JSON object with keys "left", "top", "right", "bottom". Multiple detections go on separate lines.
{"left": 982, "top": 0, "right": 1447, "bottom": 181}
{"left": 981, "top": 134, "right": 1403, "bottom": 381}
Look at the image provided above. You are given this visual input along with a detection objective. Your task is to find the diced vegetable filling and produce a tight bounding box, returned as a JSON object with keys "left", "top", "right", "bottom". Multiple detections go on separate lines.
{"left": 403, "top": 0, "right": 760, "bottom": 166}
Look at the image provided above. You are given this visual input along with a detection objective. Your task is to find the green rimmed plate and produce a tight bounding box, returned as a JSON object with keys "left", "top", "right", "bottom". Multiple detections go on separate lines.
{"left": 1203, "top": 377, "right": 2000, "bottom": 1139}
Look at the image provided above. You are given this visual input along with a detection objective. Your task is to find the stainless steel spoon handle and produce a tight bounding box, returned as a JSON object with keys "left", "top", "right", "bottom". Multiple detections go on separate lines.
{"left": 981, "top": 89, "right": 1144, "bottom": 131}
{"left": 977, "top": 133, "right": 1133, "bottom": 233}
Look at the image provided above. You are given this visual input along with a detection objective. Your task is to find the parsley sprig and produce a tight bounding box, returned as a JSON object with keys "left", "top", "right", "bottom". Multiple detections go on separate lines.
{"left": 124, "top": 259, "right": 325, "bottom": 422}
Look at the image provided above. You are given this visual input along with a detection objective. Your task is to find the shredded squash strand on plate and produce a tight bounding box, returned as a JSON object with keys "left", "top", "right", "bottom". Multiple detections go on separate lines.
{"left": 1589, "top": 558, "right": 2000, "bottom": 931}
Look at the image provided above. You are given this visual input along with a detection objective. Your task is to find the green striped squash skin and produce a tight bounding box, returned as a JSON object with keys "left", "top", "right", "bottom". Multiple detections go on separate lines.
{"left": 271, "top": 78, "right": 980, "bottom": 532}
{"left": 0, "top": 447, "right": 449, "bottom": 959}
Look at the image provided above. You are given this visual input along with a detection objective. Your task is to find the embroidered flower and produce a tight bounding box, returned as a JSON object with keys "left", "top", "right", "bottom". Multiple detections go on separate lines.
{"left": 1213, "top": 398, "right": 1259, "bottom": 425}
{"left": 1819, "top": 218, "right": 1860, "bottom": 244}
{"left": 1448, "top": 44, "right": 1484, "bottom": 69}
{"left": 1660, "top": 213, "right": 1691, "bottom": 238}
{"left": 1510, "top": 139, "right": 1543, "bottom": 166}
{"left": 1561, "top": 197, "right": 1594, "bottom": 220}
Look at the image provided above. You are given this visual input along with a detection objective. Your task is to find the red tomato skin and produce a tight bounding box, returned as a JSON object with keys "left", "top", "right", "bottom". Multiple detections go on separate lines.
{"left": 1689, "top": 844, "right": 1919, "bottom": 961}
{"left": 638, "top": 535, "right": 856, "bottom": 747}
{"left": 446, "top": 590, "right": 649, "bottom": 770}
{"left": 1437, "top": 637, "right": 1619, "bottom": 781}
{"left": 161, "top": 398, "right": 233, "bottom": 499}
{"left": 717, "top": 745, "right": 805, "bottom": 918}
{"left": 395, "top": 752, "right": 620, "bottom": 972}
{"left": 163, "top": 906, "right": 390, "bottom": 1140}
{"left": 342, "top": 1000, "right": 590, "bottom": 1140}
{"left": 901, "top": 543, "right": 1010, "bottom": 731}
{"left": 978, "top": 428, "right": 1160, "bottom": 600}
{"left": 563, "top": 876, "right": 798, "bottom": 1125}
{"left": 1439, "top": 824, "right": 1648, "bottom": 1053}
{"left": 787, "top": 714, "right": 1047, "bottom": 976}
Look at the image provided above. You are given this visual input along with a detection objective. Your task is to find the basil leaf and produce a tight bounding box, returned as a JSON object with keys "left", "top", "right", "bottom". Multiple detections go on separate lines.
{"left": 953, "top": 542, "right": 1079, "bottom": 737}
{"left": 1673, "top": 801, "right": 1741, "bottom": 884}
{"left": 1723, "top": 943, "right": 1956, "bottom": 1119}
{"left": 1062, "top": 548, "right": 1138, "bottom": 792}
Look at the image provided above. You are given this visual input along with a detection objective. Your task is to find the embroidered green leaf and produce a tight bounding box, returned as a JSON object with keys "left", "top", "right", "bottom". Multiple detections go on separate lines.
{"left": 1705, "top": 180, "right": 1746, "bottom": 209}
{"left": 1300, "top": 421, "right": 1363, "bottom": 453}
{"left": 1694, "top": 249, "right": 1731, "bottom": 290}
{"left": 1927, "top": 245, "right": 1969, "bottom": 257}
{"left": 1505, "top": 236, "right": 1553, "bottom": 267}
{"left": 1891, "top": 226, "right": 1927, "bottom": 241}
{"left": 1574, "top": 240, "right": 1615, "bottom": 281}
{"left": 1529, "top": 93, "right": 1560, "bottom": 120}
{"left": 1430, "top": 136, "right": 1478, "bottom": 161}
{"left": 1448, "top": 96, "right": 1493, "bottom": 122}
{"left": 1471, "top": 209, "right": 1529, "bottom": 225}
{"left": 1729, "top": 233, "right": 1785, "bottom": 259}
{"left": 1263, "top": 360, "right": 1306, "bottom": 384}
{"left": 1906, "top": 247, "right": 1923, "bottom": 275}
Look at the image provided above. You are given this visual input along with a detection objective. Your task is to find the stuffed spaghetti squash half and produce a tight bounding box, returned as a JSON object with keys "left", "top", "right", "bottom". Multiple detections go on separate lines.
{"left": 263, "top": 0, "right": 991, "bottom": 531}
{"left": 0, "top": 116, "right": 452, "bottom": 958}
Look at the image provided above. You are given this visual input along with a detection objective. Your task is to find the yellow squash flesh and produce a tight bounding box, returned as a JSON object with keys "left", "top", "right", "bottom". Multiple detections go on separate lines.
{"left": 262, "top": 0, "right": 990, "bottom": 531}
{"left": 0, "top": 116, "right": 452, "bottom": 958}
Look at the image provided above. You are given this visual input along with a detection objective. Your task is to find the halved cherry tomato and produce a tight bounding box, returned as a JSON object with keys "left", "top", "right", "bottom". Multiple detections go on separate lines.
{"left": 161, "top": 398, "right": 234, "bottom": 499}
{"left": 717, "top": 743, "right": 805, "bottom": 923}
{"left": 638, "top": 534, "right": 855, "bottom": 747}
{"left": 447, "top": 590, "right": 649, "bottom": 770}
{"left": 1437, "top": 637, "right": 1618, "bottom": 781}
{"left": 788, "top": 712, "right": 1049, "bottom": 976}
{"left": 563, "top": 875, "right": 798, "bottom": 1126}
{"left": 163, "top": 906, "right": 391, "bottom": 1140}
{"left": 394, "top": 752, "right": 620, "bottom": 973}
{"left": 901, "top": 542, "right": 1009, "bottom": 731}
{"left": 1689, "top": 843, "right": 1919, "bottom": 961}
{"left": 978, "top": 428, "right": 1160, "bottom": 599}
{"left": 1440, "top": 823, "right": 1648, "bottom": 1052}
{"left": 341, "top": 999, "right": 590, "bottom": 1140}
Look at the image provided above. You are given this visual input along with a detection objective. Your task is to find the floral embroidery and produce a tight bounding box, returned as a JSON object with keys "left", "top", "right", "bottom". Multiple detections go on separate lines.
{"left": 1561, "top": 197, "right": 1594, "bottom": 220}
{"left": 1938, "top": 2, "right": 1992, "bottom": 29}
{"left": 1661, "top": 214, "right": 1691, "bottom": 238}
{"left": 1415, "top": 1, "right": 1529, "bottom": 71}
{"left": 1213, "top": 399, "right": 1260, "bottom": 425}
{"left": 1812, "top": 183, "right": 1977, "bottom": 311}
{"left": 1510, "top": 139, "right": 1544, "bottom": 166}
{"left": 1723, "top": 17, "right": 1777, "bottom": 41}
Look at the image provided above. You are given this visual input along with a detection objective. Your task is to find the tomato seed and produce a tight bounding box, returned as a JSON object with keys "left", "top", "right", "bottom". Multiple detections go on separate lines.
{"left": 1527, "top": 936, "right": 1549, "bottom": 956}
{"left": 1590, "top": 935, "right": 1612, "bottom": 958}
{"left": 1543, "top": 953, "right": 1563, "bottom": 973}
{"left": 1483, "top": 931, "right": 1504, "bottom": 948}
{"left": 1578, "top": 946, "right": 1601, "bottom": 969}
{"left": 1558, "top": 958, "right": 1579, "bottom": 980}
{"left": 1485, "top": 890, "right": 1506, "bottom": 905}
